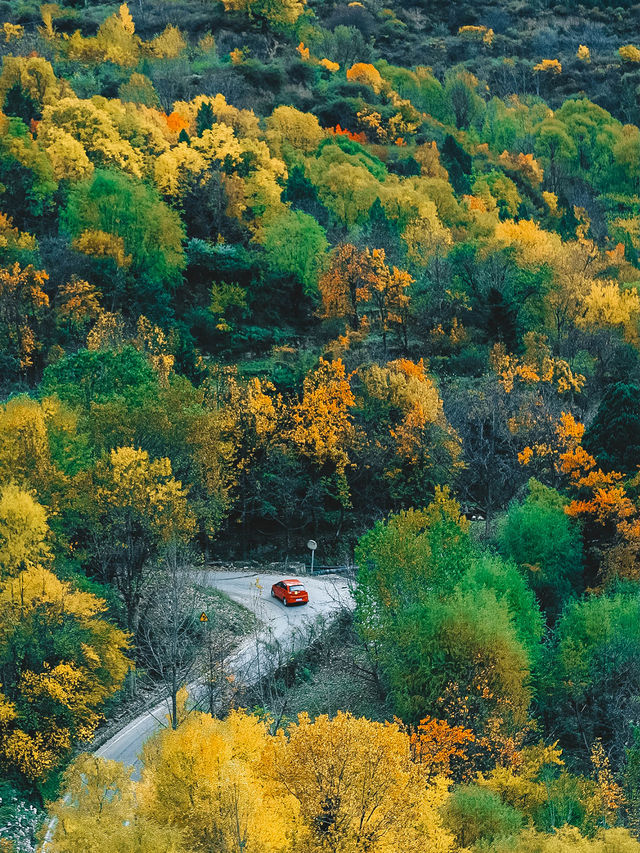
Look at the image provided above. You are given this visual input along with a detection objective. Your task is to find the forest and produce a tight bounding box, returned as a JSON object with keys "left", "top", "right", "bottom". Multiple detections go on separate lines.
{"left": 3, "top": 0, "right": 640, "bottom": 849}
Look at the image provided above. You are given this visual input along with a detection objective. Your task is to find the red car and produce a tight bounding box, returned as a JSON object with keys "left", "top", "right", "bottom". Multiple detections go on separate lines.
{"left": 271, "top": 578, "right": 309, "bottom": 606}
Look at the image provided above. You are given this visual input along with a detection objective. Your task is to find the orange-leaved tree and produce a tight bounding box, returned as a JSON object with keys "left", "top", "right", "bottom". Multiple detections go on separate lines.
{"left": 363, "top": 249, "right": 414, "bottom": 353}
{"left": 519, "top": 410, "right": 640, "bottom": 583}
{"left": 407, "top": 716, "right": 475, "bottom": 782}
{"left": 323, "top": 247, "right": 415, "bottom": 352}
{"left": 318, "top": 243, "right": 373, "bottom": 330}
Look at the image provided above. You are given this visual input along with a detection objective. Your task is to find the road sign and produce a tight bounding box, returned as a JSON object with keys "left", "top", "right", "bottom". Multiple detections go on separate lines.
{"left": 307, "top": 540, "right": 317, "bottom": 573}
{"left": 199, "top": 612, "right": 208, "bottom": 623}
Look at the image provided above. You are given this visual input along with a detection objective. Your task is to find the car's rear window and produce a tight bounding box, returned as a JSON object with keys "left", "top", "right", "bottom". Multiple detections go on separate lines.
{"left": 288, "top": 585, "right": 305, "bottom": 592}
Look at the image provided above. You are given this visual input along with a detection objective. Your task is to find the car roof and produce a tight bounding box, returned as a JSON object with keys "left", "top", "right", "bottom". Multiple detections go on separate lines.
{"left": 283, "top": 578, "right": 303, "bottom": 584}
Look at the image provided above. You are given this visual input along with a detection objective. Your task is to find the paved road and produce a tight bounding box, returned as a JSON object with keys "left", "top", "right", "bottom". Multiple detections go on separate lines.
{"left": 95, "top": 571, "right": 352, "bottom": 768}
{"left": 42, "top": 571, "right": 352, "bottom": 850}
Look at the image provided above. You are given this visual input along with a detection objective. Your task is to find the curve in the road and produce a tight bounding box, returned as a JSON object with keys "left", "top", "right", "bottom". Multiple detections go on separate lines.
{"left": 40, "top": 572, "right": 352, "bottom": 850}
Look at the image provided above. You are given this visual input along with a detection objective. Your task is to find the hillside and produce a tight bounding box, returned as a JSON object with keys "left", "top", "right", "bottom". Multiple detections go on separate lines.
{"left": 3, "top": 0, "right": 640, "bottom": 850}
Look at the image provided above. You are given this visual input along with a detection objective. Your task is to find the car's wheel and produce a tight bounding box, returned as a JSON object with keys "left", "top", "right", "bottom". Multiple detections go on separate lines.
{"left": 282, "top": 597, "right": 288, "bottom": 607}
{"left": 271, "top": 589, "right": 275, "bottom": 598}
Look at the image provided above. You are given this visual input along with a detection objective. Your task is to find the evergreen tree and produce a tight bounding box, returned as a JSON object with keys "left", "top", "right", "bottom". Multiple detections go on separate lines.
{"left": 584, "top": 382, "right": 640, "bottom": 473}
{"left": 441, "top": 134, "right": 471, "bottom": 194}
{"left": 195, "top": 101, "right": 214, "bottom": 136}
{"left": 3, "top": 83, "right": 39, "bottom": 124}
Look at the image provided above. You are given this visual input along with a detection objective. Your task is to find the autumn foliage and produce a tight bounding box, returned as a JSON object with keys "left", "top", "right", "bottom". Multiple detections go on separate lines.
{"left": 4, "top": 0, "right": 640, "bottom": 843}
{"left": 50, "top": 708, "right": 457, "bottom": 853}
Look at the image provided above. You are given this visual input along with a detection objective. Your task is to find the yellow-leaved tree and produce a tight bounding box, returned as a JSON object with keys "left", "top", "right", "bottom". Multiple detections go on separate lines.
{"left": 56, "top": 277, "right": 102, "bottom": 332}
{"left": 44, "top": 128, "right": 95, "bottom": 182}
{"left": 38, "top": 98, "right": 145, "bottom": 178}
{"left": 0, "top": 396, "right": 55, "bottom": 493}
{"left": 576, "top": 280, "right": 640, "bottom": 345}
{"left": 402, "top": 206, "right": 453, "bottom": 268}
{"left": 356, "top": 359, "right": 462, "bottom": 504}
{"left": 139, "top": 710, "right": 300, "bottom": 852}
{"left": 62, "top": 4, "right": 141, "bottom": 67}
{"left": 0, "top": 263, "right": 49, "bottom": 377}
{"left": 346, "top": 62, "right": 385, "bottom": 93}
{"left": 288, "top": 358, "right": 356, "bottom": 508}
{"left": 266, "top": 105, "right": 325, "bottom": 154}
{"left": 0, "top": 483, "right": 50, "bottom": 580}
{"left": 220, "top": 0, "right": 306, "bottom": 29}
{"left": 49, "top": 754, "right": 183, "bottom": 853}
{"left": 77, "top": 447, "right": 195, "bottom": 633}
{"left": 50, "top": 709, "right": 456, "bottom": 853}
{"left": 271, "top": 710, "right": 455, "bottom": 853}
{"left": 0, "top": 496, "right": 130, "bottom": 783}
{"left": 0, "top": 55, "right": 72, "bottom": 116}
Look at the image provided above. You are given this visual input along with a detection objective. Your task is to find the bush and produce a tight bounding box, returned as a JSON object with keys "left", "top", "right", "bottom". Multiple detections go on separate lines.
{"left": 443, "top": 784, "right": 524, "bottom": 847}
{"left": 0, "top": 783, "right": 41, "bottom": 853}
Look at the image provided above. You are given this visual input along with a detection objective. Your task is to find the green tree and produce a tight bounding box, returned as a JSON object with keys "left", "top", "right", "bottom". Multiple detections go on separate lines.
{"left": 533, "top": 119, "right": 577, "bottom": 192}
{"left": 380, "top": 585, "right": 535, "bottom": 733}
{"left": 440, "top": 134, "right": 471, "bottom": 194}
{"left": 624, "top": 727, "right": 640, "bottom": 833}
{"left": 62, "top": 169, "right": 185, "bottom": 315}
{"left": 355, "top": 490, "right": 541, "bottom": 746}
{"left": 444, "top": 69, "right": 485, "bottom": 130}
{"left": 195, "top": 101, "right": 214, "bottom": 136}
{"left": 498, "top": 480, "right": 583, "bottom": 619}
{"left": 355, "top": 488, "right": 473, "bottom": 636}
{"left": 118, "top": 73, "right": 160, "bottom": 108}
{"left": 0, "top": 116, "right": 57, "bottom": 228}
{"left": 260, "top": 209, "right": 328, "bottom": 299}
{"left": 41, "top": 347, "right": 156, "bottom": 413}
{"left": 3, "top": 83, "right": 39, "bottom": 124}
{"left": 459, "top": 551, "right": 544, "bottom": 658}
{"left": 544, "top": 591, "right": 640, "bottom": 766}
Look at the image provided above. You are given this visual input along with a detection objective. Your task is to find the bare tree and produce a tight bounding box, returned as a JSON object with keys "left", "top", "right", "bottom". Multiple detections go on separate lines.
{"left": 198, "top": 616, "right": 238, "bottom": 717}
{"left": 137, "top": 544, "right": 200, "bottom": 730}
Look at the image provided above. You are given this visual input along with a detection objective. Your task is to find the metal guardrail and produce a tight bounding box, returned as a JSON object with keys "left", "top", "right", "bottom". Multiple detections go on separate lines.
{"left": 308, "top": 565, "right": 354, "bottom": 575}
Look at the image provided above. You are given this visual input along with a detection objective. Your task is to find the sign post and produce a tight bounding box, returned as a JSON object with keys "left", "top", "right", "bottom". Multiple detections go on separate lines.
{"left": 307, "top": 539, "right": 317, "bottom": 573}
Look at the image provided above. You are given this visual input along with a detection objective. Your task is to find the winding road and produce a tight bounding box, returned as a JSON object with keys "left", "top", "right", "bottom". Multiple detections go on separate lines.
{"left": 94, "top": 570, "right": 352, "bottom": 769}
{"left": 41, "top": 569, "right": 352, "bottom": 851}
